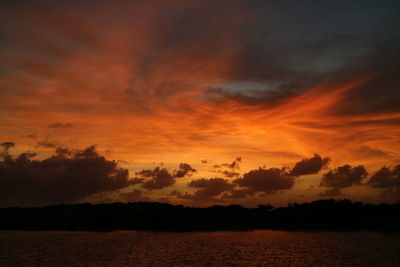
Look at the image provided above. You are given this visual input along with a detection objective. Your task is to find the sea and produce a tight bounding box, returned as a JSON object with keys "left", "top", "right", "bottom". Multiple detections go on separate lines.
{"left": 1, "top": 230, "right": 400, "bottom": 266}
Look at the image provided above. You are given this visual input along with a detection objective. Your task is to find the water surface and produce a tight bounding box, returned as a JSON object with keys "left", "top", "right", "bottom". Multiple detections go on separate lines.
{"left": 1, "top": 230, "right": 400, "bottom": 266}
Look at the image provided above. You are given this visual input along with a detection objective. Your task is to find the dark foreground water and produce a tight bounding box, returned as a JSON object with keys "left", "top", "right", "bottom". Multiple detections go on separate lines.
{"left": 1, "top": 230, "right": 400, "bottom": 267}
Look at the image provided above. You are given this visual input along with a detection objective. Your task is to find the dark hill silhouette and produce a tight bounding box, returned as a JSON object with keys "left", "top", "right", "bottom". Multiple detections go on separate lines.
{"left": 1, "top": 199, "right": 400, "bottom": 232}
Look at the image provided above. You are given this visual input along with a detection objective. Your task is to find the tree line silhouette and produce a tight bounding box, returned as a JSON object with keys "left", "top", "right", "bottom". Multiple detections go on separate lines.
{"left": 1, "top": 199, "right": 400, "bottom": 232}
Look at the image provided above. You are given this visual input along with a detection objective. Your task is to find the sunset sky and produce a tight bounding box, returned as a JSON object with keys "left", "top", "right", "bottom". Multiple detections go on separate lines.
{"left": 1, "top": 0, "right": 400, "bottom": 207}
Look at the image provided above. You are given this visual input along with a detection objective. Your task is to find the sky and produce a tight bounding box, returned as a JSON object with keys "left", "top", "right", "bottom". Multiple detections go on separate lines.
{"left": 1, "top": 0, "right": 400, "bottom": 207}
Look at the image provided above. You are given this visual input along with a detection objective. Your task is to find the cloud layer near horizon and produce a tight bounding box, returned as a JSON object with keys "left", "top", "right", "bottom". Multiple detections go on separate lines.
{"left": 0, "top": 145, "right": 398, "bottom": 206}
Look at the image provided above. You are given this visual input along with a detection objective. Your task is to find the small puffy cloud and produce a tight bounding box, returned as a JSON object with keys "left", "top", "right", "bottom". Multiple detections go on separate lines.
{"left": 290, "top": 154, "right": 330, "bottom": 176}
{"left": 176, "top": 178, "right": 234, "bottom": 201}
{"left": 213, "top": 157, "right": 241, "bottom": 169}
{"left": 235, "top": 167, "right": 294, "bottom": 194}
{"left": 368, "top": 165, "right": 400, "bottom": 188}
{"left": 48, "top": 122, "right": 73, "bottom": 129}
{"left": 212, "top": 157, "right": 241, "bottom": 178}
{"left": 0, "top": 145, "right": 133, "bottom": 206}
{"left": 136, "top": 167, "right": 175, "bottom": 190}
{"left": 368, "top": 165, "right": 400, "bottom": 201}
{"left": 319, "top": 165, "right": 368, "bottom": 196}
{"left": 136, "top": 163, "right": 196, "bottom": 190}
{"left": 228, "top": 157, "right": 242, "bottom": 168}
{"left": 174, "top": 163, "right": 197, "bottom": 178}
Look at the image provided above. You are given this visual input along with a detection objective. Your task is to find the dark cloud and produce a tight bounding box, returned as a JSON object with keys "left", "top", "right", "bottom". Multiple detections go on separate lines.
{"left": 368, "top": 165, "right": 400, "bottom": 188}
{"left": 201, "top": 1, "right": 400, "bottom": 119}
{"left": 119, "top": 189, "right": 149, "bottom": 202}
{"left": 205, "top": 83, "right": 302, "bottom": 107}
{"left": 290, "top": 154, "right": 330, "bottom": 176}
{"left": 136, "top": 167, "right": 174, "bottom": 190}
{"left": 49, "top": 122, "right": 73, "bottom": 129}
{"left": 173, "top": 163, "right": 197, "bottom": 178}
{"left": 178, "top": 154, "right": 333, "bottom": 200}
{"left": 368, "top": 165, "right": 400, "bottom": 201}
{"left": 227, "top": 157, "right": 242, "bottom": 169}
{"left": 0, "top": 145, "right": 133, "bottom": 206}
{"left": 1, "top": 0, "right": 400, "bottom": 119}
{"left": 220, "top": 170, "right": 240, "bottom": 178}
{"left": 334, "top": 67, "right": 400, "bottom": 116}
{"left": 213, "top": 157, "right": 241, "bottom": 169}
{"left": 1, "top": 142, "right": 15, "bottom": 152}
{"left": 227, "top": 48, "right": 400, "bottom": 118}
{"left": 176, "top": 178, "right": 234, "bottom": 201}
{"left": 130, "top": 177, "right": 145, "bottom": 185}
{"left": 320, "top": 165, "right": 368, "bottom": 196}
{"left": 212, "top": 157, "right": 241, "bottom": 178}
{"left": 136, "top": 163, "right": 196, "bottom": 190}
{"left": 235, "top": 167, "right": 294, "bottom": 194}
{"left": 117, "top": 0, "right": 255, "bottom": 113}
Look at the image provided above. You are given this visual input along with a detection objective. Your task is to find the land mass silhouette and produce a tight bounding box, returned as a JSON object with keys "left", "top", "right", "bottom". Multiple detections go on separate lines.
{"left": 1, "top": 199, "right": 400, "bottom": 232}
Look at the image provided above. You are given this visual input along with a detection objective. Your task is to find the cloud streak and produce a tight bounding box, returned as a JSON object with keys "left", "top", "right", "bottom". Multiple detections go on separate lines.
{"left": 48, "top": 122, "right": 73, "bottom": 129}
